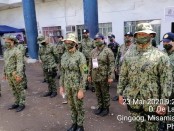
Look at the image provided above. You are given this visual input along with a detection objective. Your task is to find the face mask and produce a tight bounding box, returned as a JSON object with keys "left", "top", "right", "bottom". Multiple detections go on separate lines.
{"left": 124, "top": 38, "right": 131, "bottom": 43}
{"left": 109, "top": 39, "right": 114, "bottom": 42}
{"left": 95, "top": 41, "right": 103, "bottom": 47}
{"left": 41, "top": 42, "right": 46, "bottom": 45}
{"left": 65, "top": 42, "right": 76, "bottom": 50}
{"left": 163, "top": 44, "right": 173, "bottom": 51}
{"left": 4, "top": 42, "right": 11, "bottom": 48}
{"left": 136, "top": 36, "right": 151, "bottom": 45}
{"left": 83, "top": 34, "right": 88, "bottom": 39}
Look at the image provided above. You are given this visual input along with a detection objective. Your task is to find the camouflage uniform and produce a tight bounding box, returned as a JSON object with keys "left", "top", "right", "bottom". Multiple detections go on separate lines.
{"left": 79, "top": 37, "right": 95, "bottom": 90}
{"left": 117, "top": 23, "right": 172, "bottom": 131}
{"left": 3, "top": 45, "right": 26, "bottom": 106}
{"left": 16, "top": 43, "right": 27, "bottom": 89}
{"left": 89, "top": 44, "right": 115, "bottom": 110}
{"left": 60, "top": 33, "right": 87, "bottom": 126}
{"left": 38, "top": 36, "right": 58, "bottom": 94}
{"left": 54, "top": 40, "right": 65, "bottom": 77}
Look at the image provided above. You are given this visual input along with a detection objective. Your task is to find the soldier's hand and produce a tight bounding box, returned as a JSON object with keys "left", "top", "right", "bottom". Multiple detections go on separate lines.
{"left": 88, "top": 76, "right": 92, "bottom": 83}
{"left": 119, "top": 95, "right": 125, "bottom": 105}
{"left": 108, "top": 78, "right": 113, "bottom": 84}
{"left": 77, "top": 89, "right": 84, "bottom": 99}
{"left": 15, "top": 76, "right": 22, "bottom": 83}
{"left": 59, "top": 86, "right": 65, "bottom": 95}
{"left": 156, "top": 104, "right": 167, "bottom": 115}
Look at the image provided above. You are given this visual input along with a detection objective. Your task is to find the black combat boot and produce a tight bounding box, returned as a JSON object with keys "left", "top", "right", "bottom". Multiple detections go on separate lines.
{"left": 24, "top": 85, "right": 28, "bottom": 89}
{"left": 42, "top": 92, "right": 52, "bottom": 97}
{"left": 76, "top": 126, "right": 84, "bottom": 131}
{"left": 42, "top": 79, "right": 47, "bottom": 83}
{"left": 16, "top": 105, "right": 25, "bottom": 112}
{"left": 94, "top": 107, "right": 103, "bottom": 115}
{"left": 67, "top": 123, "right": 77, "bottom": 131}
{"left": 8, "top": 104, "right": 19, "bottom": 110}
{"left": 50, "top": 92, "right": 57, "bottom": 98}
{"left": 100, "top": 108, "right": 109, "bottom": 117}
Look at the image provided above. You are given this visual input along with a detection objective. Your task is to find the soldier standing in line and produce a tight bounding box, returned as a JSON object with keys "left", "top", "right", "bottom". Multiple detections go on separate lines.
{"left": 38, "top": 35, "right": 58, "bottom": 98}
{"left": 117, "top": 23, "right": 172, "bottom": 131}
{"left": 78, "top": 29, "right": 95, "bottom": 92}
{"left": 59, "top": 32, "right": 87, "bottom": 131}
{"left": 88, "top": 33, "right": 115, "bottom": 117}
{"left": 16, "top": 34, "right": 28, "bottom": 89}
{"left": 161, "top": 32, "right": 174, "bottom": 131}
{"left": 112, "top": 32, "right": 134, "bottom": 101}
{"left": 3, "top": 34, "right": 26, "bottom": 112}
{"left": 54, "top": 35, "right": 65, "bottom": 79}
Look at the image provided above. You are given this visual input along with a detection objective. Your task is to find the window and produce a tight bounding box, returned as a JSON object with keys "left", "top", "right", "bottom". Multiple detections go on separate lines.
{"left": 76, "top": 22, "right": 112, "bottom": 41}
{"left": 42, "top": 26, "right": 61, "bottom": 44}
{"left": 124, "top": 20, "right": 161, "bottom": 44}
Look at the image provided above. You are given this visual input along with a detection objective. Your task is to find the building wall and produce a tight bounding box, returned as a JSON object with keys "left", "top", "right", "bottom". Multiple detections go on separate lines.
{"left": 0, "top": 0, "right": 173, "bottom": 47}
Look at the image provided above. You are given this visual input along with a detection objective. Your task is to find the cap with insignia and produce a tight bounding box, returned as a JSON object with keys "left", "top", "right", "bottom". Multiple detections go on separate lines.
{"left": 161, "top": 32, "right": 174, "bottom": 42}
{"left": 82, "top": 29, "right": 89, "bottom": 34}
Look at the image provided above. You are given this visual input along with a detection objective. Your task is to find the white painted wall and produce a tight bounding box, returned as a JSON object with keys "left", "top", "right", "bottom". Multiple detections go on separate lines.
{"left": 0, "top": 0, "right": 173, "bottom": 47}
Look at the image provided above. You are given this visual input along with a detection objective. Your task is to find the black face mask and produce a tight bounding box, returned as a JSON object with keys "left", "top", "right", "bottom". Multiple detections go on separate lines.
{"left": 41, "top": 42, "right": 46, "bottom": 45}
{"left": 110, "top": 39, "right": 114, "bottom": 42}
{"left": 164, "top": 44, "right": 173, "bottom": 51}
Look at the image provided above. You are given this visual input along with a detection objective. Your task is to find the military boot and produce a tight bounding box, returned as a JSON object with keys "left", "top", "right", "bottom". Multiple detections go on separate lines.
{"left": 8, "top": 104, "right": 19, "bottom": 110}
{"left": 42, "top": 92, "right": 52, "bottom": 97}
{"left": 16, "top": 105, "right": 25, "bottom": 112}
{"left": 76, "top": 126, "right": 84, "bottom": 131}
{"left": 94, "top": 107, "right": 103, "bottom": 115}
{"left": 50, "top": 92, "right": 57, "bottom": 98}
{"left": 100, "top": 108, "right": 109, "bottom": 117}
{"left": 67, "top": 123, "right": 77, "bottom": 131}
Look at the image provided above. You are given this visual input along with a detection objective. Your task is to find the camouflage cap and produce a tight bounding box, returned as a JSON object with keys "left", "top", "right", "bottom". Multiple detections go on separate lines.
{"left": 3, "top": 34, "right": 18, "bottom": 42}
{"left": 37, "top": 35, "right": 47, "bottom": 44}
{"left": 134, "top": 23, "right": 156, "bottom": 38}
{"left": 63, "top": 32, "right": 77, "bottom": 43}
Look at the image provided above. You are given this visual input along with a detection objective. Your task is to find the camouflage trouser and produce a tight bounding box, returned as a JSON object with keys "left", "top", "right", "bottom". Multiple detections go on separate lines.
{"left": 66, "top": 87, "right": 84, "bottom": 126}
{"left": 94, "top": 81, "right": 110, "bottom": 109}
{"left": 130, "top": 112, "right": 158, "bottom": 131}
{"left": 7, "top": 74, "right": 26, "bottom": 106}
{"left": 44, "top": 68, "right": 57, "bottom": 93}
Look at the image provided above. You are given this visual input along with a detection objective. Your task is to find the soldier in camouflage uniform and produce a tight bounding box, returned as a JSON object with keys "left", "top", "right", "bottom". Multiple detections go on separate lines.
{"left": 16, "top": 34, "right": 28, "bottom": 89}
{"left": 117, "top": 23, "right": 172, "bottom": 131}
{"left": 88, "top": 33, "right": 115, "bottom": 117}
{"left": 162, "top": 32, "right": 174, "bottom": 131}
{"left": 3, "top": 34, "right": 26, "bottom": 112}
{"left": 38, "top": 35, "right": 58, "bottom": 98}
{"left": 54, "top": 35, "right": 65, "bottom": 79}
{"left": 112, "top": 32, "right": 134, "bottom": 101}
{"left": 59, "top": 32, "right": 87, "bottom": 131}
{"left": 78, "top": 29, "right": 95, "bottom": 91}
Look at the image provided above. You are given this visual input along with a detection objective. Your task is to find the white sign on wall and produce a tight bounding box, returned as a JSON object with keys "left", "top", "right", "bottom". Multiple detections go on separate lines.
{"left": 165, "top": 7, "right": 174, "bottom": 22}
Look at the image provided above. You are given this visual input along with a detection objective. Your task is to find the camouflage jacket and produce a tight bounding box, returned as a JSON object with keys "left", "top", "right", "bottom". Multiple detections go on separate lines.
{"left": 117, "top": 45, "right": 172, "bottom": 101}
{"left": 55, "top": 41, "right": 65, "bottom": 54}
{"left": 79, "top": 38, "right": 95, "bottom": 59}
{"left": 3, "top": 46, "right": 25, "bottom": 78}
{"left": 115, "top": 43, "right": 132, "bottom": 69}
{"left": 60, "top": 50, "right": 88, "bottom": 90}
{"left": 39, "top": 43, "right": 58, "bottom": 69}
{"left": 89, "top": 45, "right": 115, "bottom": 82}
{"left": 16, "top": 44, "right": 26, "bottom": 56}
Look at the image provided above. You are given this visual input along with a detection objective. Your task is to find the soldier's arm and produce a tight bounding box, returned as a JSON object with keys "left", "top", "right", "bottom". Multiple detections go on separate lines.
{"left": 107, "top": 49, "right": 115, "bottom": 79}
{"left": 79, "top": 53, "right": 88, "bottom": 90}
{"left": 88, "top": 50, "right": 93, "bottom": 77}
{"left": 16, "top": 49, "right": 25, "bottom": 78}
{"left": 52, "top": 44, "right": 59, "bottom": 64}
{"left": 78, "top": 42, "right": 82, "bottom": 52}
{"left": 115, "top": 46, "right": 121, "bottom": 69}
{"left": 117, "top": 59, "right": 128, "bottom": 96}
{"left": 159, "top": 56, "right": 173, "bottom": 99}
{"left": 59, "top": 57, "right": 65, "bottom": 88}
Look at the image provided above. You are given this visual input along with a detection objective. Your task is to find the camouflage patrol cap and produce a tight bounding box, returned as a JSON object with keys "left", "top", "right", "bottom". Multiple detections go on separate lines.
{"left": 37, "top": 35, "right": 48, "bottom": 44}
{"left": 64, "top": 32, "right": 77, "bottom": 43}
{"left": 134, "top": 23, "right": 156, "bottom": 38}
{"left": 3, "top": 34, "right": 18, "bottom": 42}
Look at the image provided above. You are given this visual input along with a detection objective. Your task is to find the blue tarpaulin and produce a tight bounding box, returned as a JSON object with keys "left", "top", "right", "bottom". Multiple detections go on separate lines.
{"left": 0, "top": 25, "right": 24, "bottom": 35}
